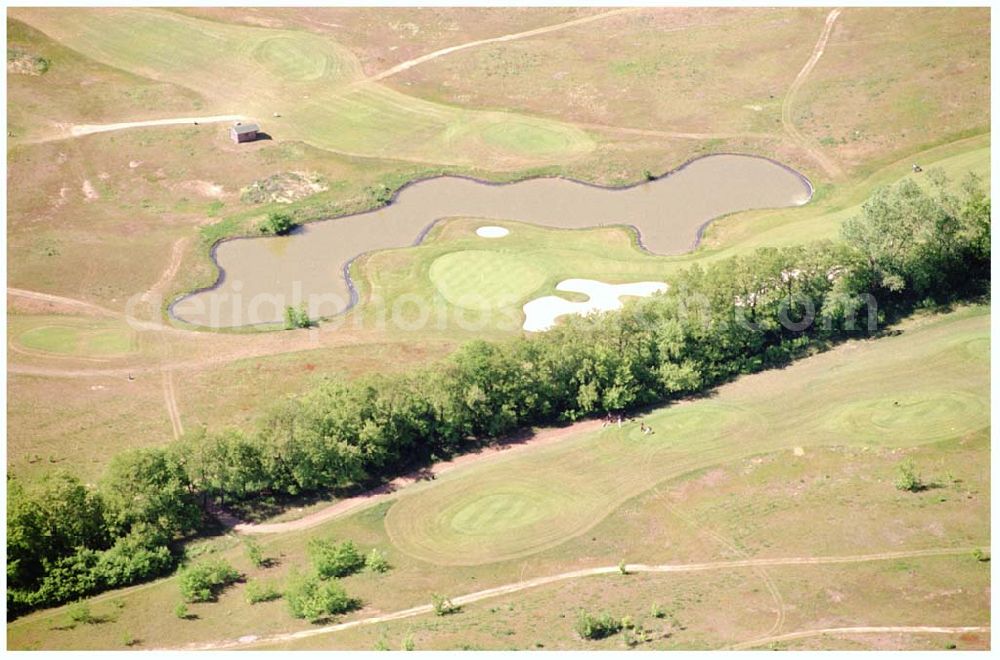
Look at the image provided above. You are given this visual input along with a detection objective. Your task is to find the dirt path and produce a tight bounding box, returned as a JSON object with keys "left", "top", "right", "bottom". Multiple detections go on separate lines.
{"left": 141, "top": 238, "right": 188, "bottom": 304}
{"left": 232, "top": 418, "right": 606, "bottom": 534}
{"left": 161, "top": 369, "right": 184, "bottom": 439}
{"left": 640, "top": 446, "right": 787, "bottom": 638}
{"left": 172, "top": 546, "right": 983, "bottom": 650}
{"left": 67, "top": 114, "right": 247, "bottom": 139}
{"left": 7, "top": 287, "right": 119, "bottom": 318}
{"left": 575, "top": 122, "right": 776, "bottom": 142}
{"left": 782, "top": 8, "right": 843, "bottom": 179}
{"left": 730, "top": 626, "right": 990, "bottom": 650}
{"left": 367, "top": 8, "right": 638, "bottom": 82}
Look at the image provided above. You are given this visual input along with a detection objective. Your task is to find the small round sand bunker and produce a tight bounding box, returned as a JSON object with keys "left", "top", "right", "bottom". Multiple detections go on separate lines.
{"left": 476, "top": 226, "right": 510, "bottom": 238}
{"left": 522, "top": 279, "right": 667, "bottom": 332}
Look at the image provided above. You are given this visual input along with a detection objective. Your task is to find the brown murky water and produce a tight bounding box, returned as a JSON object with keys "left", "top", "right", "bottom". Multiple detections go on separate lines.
{"left": 171, "top": 154, "right": 811, "bottom": 327}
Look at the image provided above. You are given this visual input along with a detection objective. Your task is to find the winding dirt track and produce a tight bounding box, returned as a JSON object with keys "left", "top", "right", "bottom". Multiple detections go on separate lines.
{"left": 7, "top": 287, "right": 119, "bottom": 318}
{"left": 730, "top": 626, "right": 990, "bottom": 650}
{"left": 171, "top": 547, "right": 986, "bottom": 650}
{"left": 782, "top": 8, "right": 844, "bottom": 179}
{"left": 367, "top": 8, "right": 639, "bottom": 82}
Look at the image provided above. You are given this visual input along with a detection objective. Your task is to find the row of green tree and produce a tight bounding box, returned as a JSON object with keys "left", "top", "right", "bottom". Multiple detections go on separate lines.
{"left": 7, "top": 172, "right": 989, "bottom": 618}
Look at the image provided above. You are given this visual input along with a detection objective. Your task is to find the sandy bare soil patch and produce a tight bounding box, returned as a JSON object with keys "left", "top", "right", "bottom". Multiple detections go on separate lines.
{"left": 522, "top": 278, "right": 667, "bottom": 331}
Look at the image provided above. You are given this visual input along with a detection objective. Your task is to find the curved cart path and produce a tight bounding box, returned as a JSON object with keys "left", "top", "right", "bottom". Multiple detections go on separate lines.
{"left": 229, "top": 418, "right": 607, "bottom": 534}
{"left": 367, "top": 9, "right": 638, "bottom": 82}
{"left": 171, "top": 546, "right": 985, "bottom": 650}
{"left": 8, "top": 287, "right": 119, "bottom": 318}
{"left": 782, "top": 8, "right": 844, "bottom": 179}
{"left": 730, "top": 626, "right": 990, "bottom": 650}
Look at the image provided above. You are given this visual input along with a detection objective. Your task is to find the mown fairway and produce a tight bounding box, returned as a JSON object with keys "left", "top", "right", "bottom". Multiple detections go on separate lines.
{"left": 11, "top": 8, "right": 594, "bottom": 169}
{"left": 383, "top": 306, "right": 989, "bottom": 565}
{"left": 5, "top": 7, "right": 989, "bottom": 650}
{"left": 6, "top": 306, "right": 989, "bottom": 650}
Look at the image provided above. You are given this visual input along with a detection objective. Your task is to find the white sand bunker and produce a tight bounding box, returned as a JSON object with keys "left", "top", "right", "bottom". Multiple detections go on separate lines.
{"left": 522, "top": 279, "right": 667, "bottom": 332}
{"left": 476, "top": 226, "right": 510, "bottom": 238}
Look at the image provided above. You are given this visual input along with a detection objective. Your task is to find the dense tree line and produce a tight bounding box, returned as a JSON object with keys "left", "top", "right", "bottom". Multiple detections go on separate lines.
{"left": 7, "top": 172, "right": 989, "bottom": 617}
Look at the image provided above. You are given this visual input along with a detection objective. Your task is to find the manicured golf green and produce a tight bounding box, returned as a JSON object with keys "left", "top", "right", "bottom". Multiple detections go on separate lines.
{"left": 384, "top": 306, "right": 989, "bottom": 565}
{"left": 429, "top": 250, "right": 548, "bottom": 310}
{"left": 16, "top": 320, "right": 136, "bottom": 356}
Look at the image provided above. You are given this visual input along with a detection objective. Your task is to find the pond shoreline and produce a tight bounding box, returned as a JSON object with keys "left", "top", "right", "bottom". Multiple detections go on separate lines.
{"left": 168, "top": 153, "right": 813, "bottom": 329}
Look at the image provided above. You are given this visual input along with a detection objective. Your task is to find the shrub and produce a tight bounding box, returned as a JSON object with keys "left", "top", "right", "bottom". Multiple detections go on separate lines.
{"left": 895, "top": 458, "right": 924, "bottom": 492}
{"left": 284, "top": 571, "right": 359, "bottom": 621}
{"left": 972, "top": 548, "right": 990, "bottom": 563}
{"left": 431, "top": 593, "right": 460, "bottom": 616}
{"left": 67, "top": 601, "right": 95, "bottom": 625}
{"left": 178, "top": 559, "right": 241, "bottom": 603}
{"left": 244, "top": 539, "right": 267, "bottom": 568}
{"left": 366, "top": 184, "right": 393, "bottom": 206}
{"left": 174, "top": 602, "right": 191, "bottom": 620}
{"left": 245, "top": 579, "right": 282, "bottom": 604}
{"left": 365, "top": 548, "right": 391, "bottom": 573}
{"left": 260, "top": 211, "right": 295, "bottom": 236}
{"left": 575, "top": 610, "right": 623, "bottom": 640}
{"left": 93, "top": 526, "right": 174, "bottom": 588}
{"left": 618, "top": 559, "right": 628, "bottom": 575}
{"left": 650, "top": 603, "right": 666, "bottom": 619}
{"left": 309, "top": 539, "right": 365, "bottom": 579}
{"left": 402, "top": 635, "right": 415, "bottom": 651}
{"left": 284, "top": 304, "right": 311, "bottom": 329}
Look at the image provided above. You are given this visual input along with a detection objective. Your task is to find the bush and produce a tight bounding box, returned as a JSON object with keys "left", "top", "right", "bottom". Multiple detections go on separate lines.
{"left": 575, "top": 610, "right": 623, "bottom": 640}
{"left": 260, "top": 211, "right": 295, "bottom": 236}
{"left": 284, "top": 571, "right": 359, "bottom": 621}
{"left": 93, "top": 526, "right": 174, "bottom": 588}
{"left": 366, "top": 184, "right": 393, "bottom": 206}
{"left": 245, "top": 579, "right": 282, "bottom": 604}
{"left": 431, "top": 593, "right": 460, "bottom": 616}
{"left": 401, "top": 635, "right": 415, "bottom": 651}
{"left": 284, "top": 304, "right": 311, "bottom": 329}
{"left": 365, "top": 548, "right": 391, "bottom": 573}
{"left": 972, "top": 548, "right": 990, "bottom": 563}
{"left": 174, "top": 602, "right": 192, "bottom": 620}
{"left": 244, "top": 539, "right": 267, "bottom": 568}
{"left": 67, "top": 601, "right": 95, "bottom": 625}
{"left": 178, "top": 559, "right": 241, "bottom": 603}
{"left": 895, "top": 458, "right": 924, "bottom": 492}
{"left": 650, "top": 603, "right": 666, "bottom": 619}
{"left": 309, "top": 539, "right": 365, "bottom": 579}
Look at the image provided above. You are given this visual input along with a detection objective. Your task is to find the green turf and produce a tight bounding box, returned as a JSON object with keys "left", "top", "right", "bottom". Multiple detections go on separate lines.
{"left": 429, "top": 250, "right": 548, "bottom": 310}
{"left": 479, "top": 119, "right": 584, "bottom": 155}
{"left": 6, "top": 306, "right": 988, "bottom": 651}
{"left": 12, "top": 8, "right": 595, "bottom": 168}
{"left": 383, "top": 306, "right": 989, "bottom": 565}
{"left": 16, "top": 320, "right": 135, "bottom": 356}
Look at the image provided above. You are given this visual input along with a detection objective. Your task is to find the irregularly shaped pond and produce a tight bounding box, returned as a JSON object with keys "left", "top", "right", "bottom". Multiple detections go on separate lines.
{"left": 171, "top": 154, "right": 811, "bottom": 328}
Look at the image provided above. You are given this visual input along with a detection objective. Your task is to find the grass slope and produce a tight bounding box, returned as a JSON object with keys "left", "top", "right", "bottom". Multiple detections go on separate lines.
{"left": 6, "top": 305, "right": 988, "bottom": 650}
{"left": 382, "top": 307, "right": 988, "bottom": 565}
{"left": 11, "top": 8, "right": 595, "bottom": 169}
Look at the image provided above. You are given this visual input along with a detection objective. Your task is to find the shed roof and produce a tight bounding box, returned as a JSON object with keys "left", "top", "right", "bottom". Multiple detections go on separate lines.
{"left": 232, "top": 123, "right": 260, "bottom": 134}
